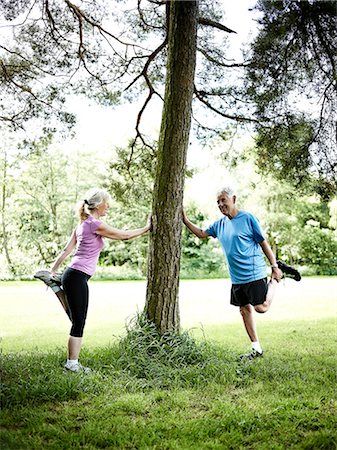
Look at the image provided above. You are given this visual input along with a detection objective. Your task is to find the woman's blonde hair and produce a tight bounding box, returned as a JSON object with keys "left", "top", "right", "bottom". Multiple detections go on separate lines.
{"left": 77, "top": 188, "right": 111, "bottom": 222}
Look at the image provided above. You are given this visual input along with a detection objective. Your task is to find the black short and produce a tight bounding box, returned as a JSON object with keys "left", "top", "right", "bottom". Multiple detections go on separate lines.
{"left": 230, "top": 278, "right": 268, "bottom": 307}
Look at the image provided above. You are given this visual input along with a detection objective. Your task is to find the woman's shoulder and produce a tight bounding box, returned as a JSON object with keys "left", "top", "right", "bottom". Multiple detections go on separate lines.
{"left": 86, "top": 215, "right": 103, "bottom": 232}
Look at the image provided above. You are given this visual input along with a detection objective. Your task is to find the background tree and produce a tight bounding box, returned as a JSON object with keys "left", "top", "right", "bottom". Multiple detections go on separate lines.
{"left": 0, "top": 139, "right": 108, "bottom": 277}
{"left": 245, "top": 0, "right": 337, "bottom": 198}
{"left": 0, "top": 145, "right": 16, "bottom": 275}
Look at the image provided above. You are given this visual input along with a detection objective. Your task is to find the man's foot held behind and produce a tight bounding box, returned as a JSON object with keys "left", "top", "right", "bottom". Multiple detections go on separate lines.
{"left": 277, "top": 260, "right": 301, "bottom": 281}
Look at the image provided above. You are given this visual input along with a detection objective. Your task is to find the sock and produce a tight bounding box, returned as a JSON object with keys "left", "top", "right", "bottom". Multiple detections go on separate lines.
{"left": 66, "top": 359, "right": 78, "bottom": 366}
{"left": 252, "top": 341, "right": 263, "bottom": 354}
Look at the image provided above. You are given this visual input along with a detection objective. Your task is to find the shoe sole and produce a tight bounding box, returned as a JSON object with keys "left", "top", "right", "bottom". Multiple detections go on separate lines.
{"left": 277, "top": 261, "right": 301, "bottom": 281}
{"left": 34, "top": 270, "right": 62, "bottom": 286}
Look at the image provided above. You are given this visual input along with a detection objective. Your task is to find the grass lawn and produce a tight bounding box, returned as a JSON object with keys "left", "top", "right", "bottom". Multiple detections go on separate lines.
{"left": 1, "top": 278, "right": 336, "bottom": 449}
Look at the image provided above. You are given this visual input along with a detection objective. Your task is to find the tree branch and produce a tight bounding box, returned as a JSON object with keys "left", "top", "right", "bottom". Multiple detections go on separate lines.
{"left": 194, "top": 87, "right": 259, "bottom": 123}
{"left": 198, "top": 17, "right": 236, "bottom": 34}
{"left": 137, "top": 0, "right": 163, "bottom": 30}
{"left": 0, "top": 115, "right": 24, "bottom": 127}
{"left": 64, "top": 0, "right": 148, "bottom": 50}
{"left": 197, "top": 47, "right": 250, "bottom": 68}
{"left": 124, "top": 39, "right": 167, "bottom": 91}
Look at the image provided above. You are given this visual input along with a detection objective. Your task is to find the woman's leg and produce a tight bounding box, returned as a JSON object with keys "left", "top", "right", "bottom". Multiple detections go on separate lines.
{"left": 54, "top": 290, "right": 71, "bottom": 319}
{"left": 68, "top": 336, "right": 82, "bottom": 360}
{"left": 62, "top": 268, "right": 90, "bottom": 371}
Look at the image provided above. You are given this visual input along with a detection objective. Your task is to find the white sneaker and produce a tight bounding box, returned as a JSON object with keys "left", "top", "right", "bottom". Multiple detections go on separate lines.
{"left": 64, "top": 362, "right": 91, "bottom": 373}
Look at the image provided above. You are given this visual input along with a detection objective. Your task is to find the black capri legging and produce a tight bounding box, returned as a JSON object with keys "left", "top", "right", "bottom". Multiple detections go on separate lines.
{"left": 62, "top": 267, "right": 91, "bottom": 338}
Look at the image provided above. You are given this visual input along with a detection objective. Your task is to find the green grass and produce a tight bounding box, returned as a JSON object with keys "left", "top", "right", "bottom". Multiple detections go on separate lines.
{"left": 1, "top": 279, "right": 337, "bottom": 449}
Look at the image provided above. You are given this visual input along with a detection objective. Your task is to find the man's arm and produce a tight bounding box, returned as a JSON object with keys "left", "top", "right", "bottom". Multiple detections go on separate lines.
{"left": 182, "top": 209, "right": 210, "bottom": 239}
{"left": 259, "top": 239, "right": 282, "bottom": 281}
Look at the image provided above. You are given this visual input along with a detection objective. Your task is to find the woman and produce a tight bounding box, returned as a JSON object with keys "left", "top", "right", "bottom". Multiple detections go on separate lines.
{"left": 35, "top": 188, "right": 151, "bottom": 373}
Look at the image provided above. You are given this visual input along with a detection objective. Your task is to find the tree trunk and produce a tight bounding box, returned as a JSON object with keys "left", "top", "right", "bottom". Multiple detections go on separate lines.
{"left": 145, "top": 0, "right": 198, "bottom": 333}
{"left": 1, "top": 150, "right": 16, "bottom": 275}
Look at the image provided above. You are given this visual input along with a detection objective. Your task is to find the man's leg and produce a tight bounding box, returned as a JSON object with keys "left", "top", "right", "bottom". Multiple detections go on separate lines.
{"left": 232, "top": 283, "right": 264, "bottom": 359}
{"left": 240, "top": 304, "right": 259, "bottom": 342}
{"left": 254, "top": 278, "right": 278, "bottom": 313}
{"left": 240, "top": 278, "right": 277, "bottom": 358}
{"left": 239, "top": 304, "right": 264, "bottom": 359}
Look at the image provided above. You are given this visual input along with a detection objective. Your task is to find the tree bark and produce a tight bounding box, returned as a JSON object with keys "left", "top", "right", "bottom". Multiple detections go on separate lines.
{"left": 145, "top": 0, "right": 198, "bottom": 333}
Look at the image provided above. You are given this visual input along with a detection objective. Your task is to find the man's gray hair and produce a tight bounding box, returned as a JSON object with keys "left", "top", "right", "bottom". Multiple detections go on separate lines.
{"left": 216, "top": 186, "right": 236, "bottom": 198}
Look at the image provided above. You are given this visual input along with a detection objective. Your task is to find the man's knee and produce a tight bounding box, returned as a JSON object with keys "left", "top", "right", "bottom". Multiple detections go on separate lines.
{"left": 254, "top": 304, "right": 266, "bottom": 313}
{"left": 239, "top": 305, "right": 252, "bottom": 317}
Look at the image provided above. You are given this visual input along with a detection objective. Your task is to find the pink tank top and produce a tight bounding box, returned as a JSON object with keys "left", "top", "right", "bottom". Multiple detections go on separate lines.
{"left": 69, "top": 216, "right": 104, "bottom": 276}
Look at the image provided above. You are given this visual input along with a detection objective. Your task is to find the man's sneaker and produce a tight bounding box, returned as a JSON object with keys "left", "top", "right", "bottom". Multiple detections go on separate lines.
{"left": 239, "top": 349, "right": 264, "bottom": 361}
{"left": 34, "top": 269, "right": 62, "bottom": 291}
{"left": 64, "top": 362, "right": 91, "bottom": 374}
{"left": 277, "top": 260, "right": 301, "bottom": 281}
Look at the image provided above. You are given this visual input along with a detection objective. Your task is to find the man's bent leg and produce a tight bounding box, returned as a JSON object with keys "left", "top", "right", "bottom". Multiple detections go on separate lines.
{"left": 254, "top": 278, "right": 278, "bottom": 313}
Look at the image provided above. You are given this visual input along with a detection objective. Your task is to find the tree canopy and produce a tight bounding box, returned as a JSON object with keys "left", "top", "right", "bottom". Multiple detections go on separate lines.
{"left": 0, "top": 0, "right": 260, "bottom": 154}
{"left": 1, "top": 1, "right": 335, "bottom": 196}
{"left": 246, "top": 0, "right": 337, "bottom": 197}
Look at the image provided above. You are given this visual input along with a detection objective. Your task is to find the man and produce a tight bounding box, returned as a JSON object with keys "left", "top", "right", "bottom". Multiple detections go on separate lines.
{"left": 182, "top": 186, "right": 301, "bottom": 360}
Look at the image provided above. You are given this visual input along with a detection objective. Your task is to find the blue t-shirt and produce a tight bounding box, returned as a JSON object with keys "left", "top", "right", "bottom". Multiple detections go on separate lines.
{"left": 205, "top": 211, "right": 267, "bottom": 284}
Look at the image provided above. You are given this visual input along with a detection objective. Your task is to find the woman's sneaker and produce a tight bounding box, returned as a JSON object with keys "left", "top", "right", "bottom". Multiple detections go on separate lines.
{"left": 277, "top": 260, "right": 301, "bottom": 281}
{"left": 64, "top": 362, "right": 91, "bottom": 374}
{"left": 34, "top": 269, "right": 62, "bottom": 292}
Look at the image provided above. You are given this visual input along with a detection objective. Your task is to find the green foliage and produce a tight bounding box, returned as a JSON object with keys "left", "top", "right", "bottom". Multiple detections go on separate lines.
{"left": 0, "top": 139, "right": 109, "bottom": 277}
{"left": 98, "top": 141, "right": 155, "bottom": 275}
{"left": 1, "top": 132, "right": 336, "bottom": 279}
{"left": 92, "top": 264, "right": 145, "bottom": 281}
{"left": 107, "top": 141, "right": 156, "bottom": 207}
{"left": 246, "top": 0, "right": 337, "bottom": 195}
{"left": 234, "top": 155, "right": 337, "bottom": 275}
{"left": 298, "top": 225, "right": 337, "bottom": 275}
{"left": 181, "top": 203, "right": 227, "bottom": 279}
{"left": 254, "top": 116, "right": 314, "bottom": 187}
